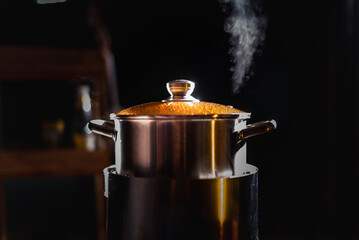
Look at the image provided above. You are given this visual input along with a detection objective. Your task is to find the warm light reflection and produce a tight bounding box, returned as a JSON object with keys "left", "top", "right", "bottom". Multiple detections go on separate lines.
{"left": 218, "top": 178, "right": 226, "bottom": 240}
{"left": 219, "top": 178, "right": 225, "bottom": 222}
{"left": 211, "top": 120, "right": 216, "bottom": 176}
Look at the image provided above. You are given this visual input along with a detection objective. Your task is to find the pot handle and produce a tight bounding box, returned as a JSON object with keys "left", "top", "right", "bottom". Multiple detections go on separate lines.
{"left": 87, "top": 120, "right": 117, "bottom": 141}
{"left": 237, "top": 120, "right": 277, "bottom": 145}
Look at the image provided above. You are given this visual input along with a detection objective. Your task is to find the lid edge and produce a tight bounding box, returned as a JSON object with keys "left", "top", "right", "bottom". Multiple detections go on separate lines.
{"left": 111, "top": 112, "right": 251, "bottom": 120}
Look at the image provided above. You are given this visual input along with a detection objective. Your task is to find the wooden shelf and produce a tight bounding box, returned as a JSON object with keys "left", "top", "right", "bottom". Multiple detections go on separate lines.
{"left": 0, "top": 149, "right": 110, "bottom": 178}
{"left": 0, "top": 46, "right": 105, "bottom": 81}
{"left": 0, "top": 43, "right": 111, "bottom": 240}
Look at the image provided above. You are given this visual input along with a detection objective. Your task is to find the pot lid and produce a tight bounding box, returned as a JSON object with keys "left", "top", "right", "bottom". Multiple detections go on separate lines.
{"left": 116, "top": 80, "right": 250, "bottom": 118}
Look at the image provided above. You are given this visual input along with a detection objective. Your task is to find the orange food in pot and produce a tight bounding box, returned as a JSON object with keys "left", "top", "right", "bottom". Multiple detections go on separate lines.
{"left": 116, "top": 101, "right": 245, "bottom": 115}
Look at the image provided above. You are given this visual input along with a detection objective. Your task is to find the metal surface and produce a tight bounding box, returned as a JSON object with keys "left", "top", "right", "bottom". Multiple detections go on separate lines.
{"left": 238, "top": 120, "right": 277, "bottom": 141}
{"left": 106, "top": 168, "right": 259, "bottom": 240}
{"left": 115, "top": 80, "right": 248, "bottom": 115}
{"left": 236, "top": 120, "right": 277, "bottom": 150}
{"left": 87, "top": 80, "right": 276, "bottom": 178}
{"left": 89, "top": 117, "right": 276, "bottom": 178}
{"left": 164, "top": 79, "right": 199, "bottom": 102}
{"left": 90, "top": 80, "right": 276, "bottom": 239}
{"left": 112, "top": 117, "right": 248, "bottom": 178}
{"left": 87, "top": 119, "right": 116, "bottom": 140}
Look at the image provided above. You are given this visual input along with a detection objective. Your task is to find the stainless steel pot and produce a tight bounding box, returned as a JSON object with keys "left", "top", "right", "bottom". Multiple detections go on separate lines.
{"left": 105, "top": 166, "right": 259, "bottom": 240}
{"left": 88, "top": 80, "right": 276, "bottom": 179}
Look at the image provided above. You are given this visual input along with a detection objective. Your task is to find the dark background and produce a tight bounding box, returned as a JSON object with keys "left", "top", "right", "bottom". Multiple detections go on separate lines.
{"left": 0, "top": 0, "right": 358, "bottom": 239}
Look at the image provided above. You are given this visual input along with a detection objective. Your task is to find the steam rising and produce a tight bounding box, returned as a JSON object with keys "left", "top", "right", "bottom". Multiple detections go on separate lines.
{"left": 220, "top": 0, "right": 267, "bottom": 93}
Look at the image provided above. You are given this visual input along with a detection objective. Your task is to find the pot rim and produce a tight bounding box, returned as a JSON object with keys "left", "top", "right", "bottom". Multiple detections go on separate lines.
{"left": 110, "top": 112, "right": 251, "bottom": 120}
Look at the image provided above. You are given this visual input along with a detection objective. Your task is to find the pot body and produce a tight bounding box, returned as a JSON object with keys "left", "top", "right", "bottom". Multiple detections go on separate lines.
{"left": 112, "top": 116, "right": 248, "bottom": 179}
{"left": 105, "top": 166, "right": 259, "bottom": 240}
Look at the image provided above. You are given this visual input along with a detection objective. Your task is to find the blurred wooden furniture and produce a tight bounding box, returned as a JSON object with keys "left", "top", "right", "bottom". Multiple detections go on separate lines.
{"left": 0, "top": 45, "right": 111, "bottom": 240}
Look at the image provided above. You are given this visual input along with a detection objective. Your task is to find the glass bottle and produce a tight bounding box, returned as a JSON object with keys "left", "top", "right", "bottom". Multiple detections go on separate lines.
{"left": 72, "top": 84, "right": 96, "bottom": 151}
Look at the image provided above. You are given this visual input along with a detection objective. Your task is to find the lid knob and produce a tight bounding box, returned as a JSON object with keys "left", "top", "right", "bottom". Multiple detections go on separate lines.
{"left": 165, "top": 79, "right": 199, "bottom": 102}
